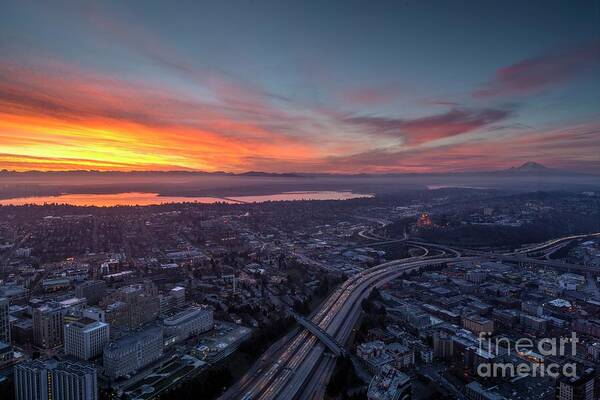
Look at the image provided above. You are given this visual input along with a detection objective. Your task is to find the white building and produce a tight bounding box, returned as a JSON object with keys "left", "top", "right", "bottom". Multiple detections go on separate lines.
{"left": 64, "top": 319, "right": 110, "bottom": 360}
{"left": 103, "top": 326, "right": 163, "bottom": 378}
{"left": 163, "top": 306, "right": 213, "bottom": 342}
{"left": 159, "top": 286, "right": 186, "bottom": 316}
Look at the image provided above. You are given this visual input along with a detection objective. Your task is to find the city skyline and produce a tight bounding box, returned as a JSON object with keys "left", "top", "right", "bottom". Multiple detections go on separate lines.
{"left": 1, "top": 0, "right": 599, "bottom": 173}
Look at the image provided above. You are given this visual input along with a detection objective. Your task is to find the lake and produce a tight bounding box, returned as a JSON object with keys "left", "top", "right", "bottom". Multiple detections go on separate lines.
{"left": 0, "top": 191, "right": 373, "bottom": 207}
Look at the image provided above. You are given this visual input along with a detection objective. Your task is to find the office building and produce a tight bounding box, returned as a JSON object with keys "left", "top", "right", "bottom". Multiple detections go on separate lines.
{"left": 32, "top": 303, "right": 65, "bottom": 349}
{"left": 462, "top": 314, "right": 494, "bottom": 335}
{"left": 51, "top": 361, "right": 98, "bottom": 400}
{"left": 14, "top": 360, "right": 50, "bottom": 400}
{"left": 102, "top": 283, "right": 159, "bottom": 330}
{"left": 14, "top": 359, "right": 98, "bottom": 400}
{"left": 103, "top": 326, "right": 163, "bottom": 378}
{"left": 556, "top": 367, "right": 595, "bottom": 400}
{"left": 159, "top": 286, "right": 186, "bottom": 316}
{"left": 75, "top": 281, "right": 106, "bottom": 305}
{"left": 64, "top": 318, "right": 110, "bottom": 360}
{"left": 163, "top": 306, "right": 213, "bottom": 342}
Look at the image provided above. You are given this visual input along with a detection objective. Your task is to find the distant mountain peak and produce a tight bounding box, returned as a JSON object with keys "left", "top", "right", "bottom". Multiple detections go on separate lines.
{"left": 519, "top": 161, "right": 548, "bottom": 169}
{"left": 238, "top": 171, "right": 302, "bottom": 178}
{"left": 509, "top": 161, "right": 550, "bottom": 171}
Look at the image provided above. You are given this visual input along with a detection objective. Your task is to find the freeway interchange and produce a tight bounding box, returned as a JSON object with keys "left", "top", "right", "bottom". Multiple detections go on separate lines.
{"left": 222, "top": 249, "right": 462, "bottom": 400}
{"left": 221, "top": 230, "right": 599, "bottom": 400}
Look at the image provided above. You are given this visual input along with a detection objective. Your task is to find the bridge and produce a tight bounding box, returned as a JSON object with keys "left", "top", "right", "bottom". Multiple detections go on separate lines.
{"left": 289, "top": 311, "right": 348, "bottom": 357}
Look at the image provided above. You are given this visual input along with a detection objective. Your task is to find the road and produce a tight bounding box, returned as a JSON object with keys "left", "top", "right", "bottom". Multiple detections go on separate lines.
{"left": 221, "top": 228, "right": 599, "bottom": 400}
{"left": 509, "top": 232, "right": 600, "bottom": 256}
{"left": 220, "top": 252, "right": 460, "bottom": 400}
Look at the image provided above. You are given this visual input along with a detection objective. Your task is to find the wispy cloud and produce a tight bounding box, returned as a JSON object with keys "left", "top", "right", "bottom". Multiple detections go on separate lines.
{"left": 315, "top": 121, "right": 600, "bottom": 173}
{"left": 474, "top": 41, "right": 600, "bottom": 97}
{"left": 343, "top": 107, "right": 512, "bottom": 145}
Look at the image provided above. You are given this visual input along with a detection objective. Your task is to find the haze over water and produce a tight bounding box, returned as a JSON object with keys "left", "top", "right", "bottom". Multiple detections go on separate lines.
{"left": 0, "top": 191, "right": 372, "bottom": 207}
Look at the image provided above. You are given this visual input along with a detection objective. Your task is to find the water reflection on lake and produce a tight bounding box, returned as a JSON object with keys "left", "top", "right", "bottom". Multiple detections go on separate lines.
{"left": 0, "top": 191, "right": 373, "bottom": 207}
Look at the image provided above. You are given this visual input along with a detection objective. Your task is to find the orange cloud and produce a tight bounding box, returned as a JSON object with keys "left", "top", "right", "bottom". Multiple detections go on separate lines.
{"left": 0, "top": 62, "right": 325, "bottom": 171}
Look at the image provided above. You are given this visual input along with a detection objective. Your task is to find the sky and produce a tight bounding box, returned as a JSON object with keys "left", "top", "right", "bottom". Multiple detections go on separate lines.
{"left": 1, "top": 0, "right": 599, "bottom": 173}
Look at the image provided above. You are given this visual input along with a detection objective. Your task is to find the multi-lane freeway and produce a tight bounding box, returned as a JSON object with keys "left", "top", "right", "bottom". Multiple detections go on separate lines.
{"left": 221, "top": 227, "right": 599, "bottom": 400}
{"left": 221, "top": 250, "right": 460, "bottom": 400}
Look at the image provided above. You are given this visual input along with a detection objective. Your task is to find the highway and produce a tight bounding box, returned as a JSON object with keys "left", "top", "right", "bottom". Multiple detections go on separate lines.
{"left": 221, "top": 226, "right": 600, "bottom": 400}
{"left": 221, "top": 249, "right": 459, "bottom": 400}
{"left": 509, "top": 232, "right": 600, "bottom": 256}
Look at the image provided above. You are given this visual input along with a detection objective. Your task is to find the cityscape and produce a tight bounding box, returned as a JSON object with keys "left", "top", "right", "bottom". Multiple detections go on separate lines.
{"left": 1, "top": 1, "right": 600, "bottom": 400}
{"left": 0, "top": 178, "right": 599, "bottom": 400}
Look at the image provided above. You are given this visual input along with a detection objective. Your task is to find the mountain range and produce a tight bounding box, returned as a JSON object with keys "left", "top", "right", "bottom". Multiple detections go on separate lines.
{"left": 0, "top": 162, "right": 591, "bottom": 178}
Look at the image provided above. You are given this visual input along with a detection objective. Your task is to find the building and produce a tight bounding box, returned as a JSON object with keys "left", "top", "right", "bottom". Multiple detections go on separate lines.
{"left": 390, "top": 304, "right": 431, "bottom": 329}
{"left": 51, "top": 361, "right": 98, "bottom": 400}
{"left": 64, "top": 318, "right": 110, "bottom": 360}
{"left": 416, "top": 213, "right": 433, "bottom": 228}
{"left": 0, "top": 297, "right": 10, "bottom": 343}
{"left": 75, "top": 281, "right": 107, "bottom": 305}
{"left": 14, "top": 359, "right": 50, "bottom": 400}
{"left": 0, "top": 341, "right": 14, "bottom": 368}
{"left": 170, "top": 286, "right": 185, "bottom": 307}
{"left": 0, "top": 284, "right": 29, "bottom": 304}
{"left": 33, "top": 299, "right": 87, "bottom": 349}
{"left": 82, "top": 307, "right": 106, "bottom": 323}
{"left": 573, "top": 319, "right": 600, "bottom": 337}
{"left": 32, "top": 303, "right": 65, "bottom": 349}
{"left": 103, "top": 326, "right": 163, "bottom": 378}
{"left": 462, "top": 314, "right": 494, "bottom": 335}
{"left": 386, "top": 342, "right": 415, "bottom": 370}
{"left": 159, "top": 286, "right": 186, "bottom": 316}
{"left": 521, "top": 313, "right": 548, "bottom": 334}
{"left": 357, "top": 341, "right": 395, "bottom": 374}
{"left": 41, "top": 278, "right": 71, "bottom": 292}
{"left": 466, "top": 270, "right": 487, "bottom": 284}
{"left": 433, "top": 330, "right": 454, "bottom": 359}
{"left": 465, "top": 381, "right": 506, "bottom": 400}
{"left": 102, "top": 283, "right": 159, "bottom": 330}
{"left": 162, "top": 306, "right": 213, "bottom": 342}
{"left": 555, "top": 367, "right": 595, "bottom": 400}
{"left": 14, "top": 359, "right": 98, "bottom": 400}
{"left": 367, "top": 364, "right": 411, "bottom": 400}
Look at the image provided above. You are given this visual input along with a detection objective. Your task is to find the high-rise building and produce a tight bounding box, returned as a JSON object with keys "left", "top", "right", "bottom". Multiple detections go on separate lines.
{"left": 64, "top": 318, "right": 110, "bottom": 360}
{"left": 32, "top": 303, "right": 65, "bottom": 349}
{"left": 159, "top": 286, "right": 186, "bottom": 316}
{"left": 102, "top": 283, "right": 159, "bottom": 330}
{"left": 51, "top": 361, "right": 98, "bottom": 400}
{"left": 103, "top": 326, "right": 163, "bottom": 379}
{"left": 14, "top": 359, "right": 50, "bottom": 400}
{"left": 433, "top": 330, "right": 454, "bottom": 359}
{"left": 0, "top": 297, "right": 10, "bottom": 343}
{"left": 32, "top": 299, "right": 87, "bottom": 349}
{"left": 14, "top": 359, "right": 98, "bottom": 400}
{"left": 556, "top": 367, "right": 595, "bottom": 400}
